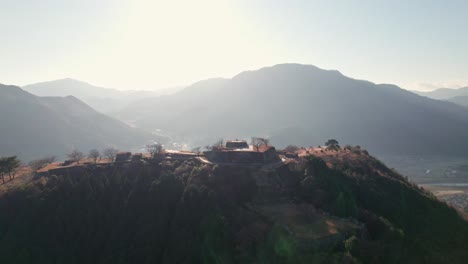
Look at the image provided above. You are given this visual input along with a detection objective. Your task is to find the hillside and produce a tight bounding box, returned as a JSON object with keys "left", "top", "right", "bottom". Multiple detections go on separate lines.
{"left": 447, "top": 95, "right": 468, "bottom": 108}
{"left": 116, "top": 64, "right": 468, "bottom": 156}
{"left": 23, "top": 78, "right": 182, "bottom": 113}
{"left": 0, "top": 84, "right": 155, "bottom": 161}
{"left": 0, "top": 148, "right": 467, "bottom": 263}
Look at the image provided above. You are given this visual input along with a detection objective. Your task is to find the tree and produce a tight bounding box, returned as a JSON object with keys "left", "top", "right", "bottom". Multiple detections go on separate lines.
{"left": 6, "top": 156, "right": 21, "bottom": 180}
{"left": 103, "top": 147, "right": 119, "bottom": 163}
{"left": 0, "top": 156, "right": 21, "bottom": 183}
{"left": 88, "top": 149, "right": 101, "bottom": 164}
{"left": 0, "top": 158, "right": 7, "bottom": 184}
{"left": 29, "top": 156, "right": 56, "bottom": 171}
{"left": 67, "top": 149, "right": 84, "bottom": 164}
{"left": 251, "top": 137, "right": 270, "bottom": 151}
{"left": 325, "top": 139, "right": 340, "bottom": 151}
{"left": 251, "top": 137, "right": 262, "bottom": 151}
{"left": 283, "top": 145, "right": 300, "bottom": 153}
{"left": 146, "top": 143, "right": 164, "bottom": 158}
{"left": 211, "top": 139, "right": 224, "bottom": 151}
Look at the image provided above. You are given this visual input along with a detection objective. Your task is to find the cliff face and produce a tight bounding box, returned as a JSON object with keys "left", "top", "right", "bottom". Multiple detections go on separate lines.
{"left": 0, "top": 152, "right": 467, "bottom": 264}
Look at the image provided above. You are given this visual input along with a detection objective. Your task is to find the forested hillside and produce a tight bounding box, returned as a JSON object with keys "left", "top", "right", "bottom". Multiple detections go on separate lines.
{"left": 0, "top": 150, "right": 467, "bottom": 264}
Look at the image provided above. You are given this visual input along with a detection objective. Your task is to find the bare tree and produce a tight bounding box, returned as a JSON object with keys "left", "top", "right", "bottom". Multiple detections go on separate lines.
{"left": 146, "top": 143, "right": 164, "bottom": 158}
{"left": 88, "top": 149, "right": 101, "bottom": 164}
{"left": 251, "top": 137, "right": 261, "bottom": 151}
{"left": 211, "top": 139, "right": 224, "bottom": 151}
{"left": 29, "top": 156, "right": 56, "bottom": 171}
{"left": 103, "top": 147, "right": 119, "bottom": 163}
{"left": 67, "top": 149, "right": 84, "bottom": 164}
{"left": 251, "top": 137, "right": 270, "bottom": 151}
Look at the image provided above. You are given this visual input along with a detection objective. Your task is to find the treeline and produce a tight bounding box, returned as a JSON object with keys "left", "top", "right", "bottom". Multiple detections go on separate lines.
{"left": 29, "top": 143, "right": 165, "bottom": 170}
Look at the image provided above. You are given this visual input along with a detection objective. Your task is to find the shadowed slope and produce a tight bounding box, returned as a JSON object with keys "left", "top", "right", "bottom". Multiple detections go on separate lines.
{"left": 0, "top": 84, "right": 154, "bottom": 161}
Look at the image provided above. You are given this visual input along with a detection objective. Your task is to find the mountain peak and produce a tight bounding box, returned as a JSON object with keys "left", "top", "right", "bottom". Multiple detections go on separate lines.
{"left": 28, "top": 78, "right": 94, "bottom": 88}
{"left": 265, "top": 63, "right": 343, "bottom": 74}
{"left": 0, "top": 83, "right": 36, "bottom": 99}
{"left": 22, "top": 78, "right": 121, "bottom": 101}
{"left": 232, "top": 63, "right": 344, "bottom": 82}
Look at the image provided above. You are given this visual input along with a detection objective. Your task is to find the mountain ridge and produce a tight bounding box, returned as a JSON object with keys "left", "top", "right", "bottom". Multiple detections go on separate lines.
{"left": 447, "top": 95, "right": 468, "bottom": 108}
{"left": 115, "top": 63, "right": 468, "bottom": 157}
{"left": 22, "top": 78, "right": 183, "bottom": 113}
{"left": 0, "top": 84, "right": 155, "bottom": 161}
{"left": 413, "top": 86, "right": 468, "bottom": 100}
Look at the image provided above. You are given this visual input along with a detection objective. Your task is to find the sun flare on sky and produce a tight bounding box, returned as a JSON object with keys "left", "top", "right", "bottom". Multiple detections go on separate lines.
{"left": 1, "top": 0, "right": 467, "bottom": 91}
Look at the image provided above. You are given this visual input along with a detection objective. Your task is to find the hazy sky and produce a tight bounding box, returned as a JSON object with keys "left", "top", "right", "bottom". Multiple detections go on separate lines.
{"left": 1, "top": 0, "right": 467, "bottom": 91}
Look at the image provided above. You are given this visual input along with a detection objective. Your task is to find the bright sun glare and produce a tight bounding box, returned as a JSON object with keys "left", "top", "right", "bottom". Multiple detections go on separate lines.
{"left": 81, "top": 0, "right": 278, "bottom": 89}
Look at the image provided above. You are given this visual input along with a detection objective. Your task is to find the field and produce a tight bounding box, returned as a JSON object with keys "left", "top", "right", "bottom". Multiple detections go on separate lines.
{"left": 379, "top": 155, "right": 468, "bottom": 184}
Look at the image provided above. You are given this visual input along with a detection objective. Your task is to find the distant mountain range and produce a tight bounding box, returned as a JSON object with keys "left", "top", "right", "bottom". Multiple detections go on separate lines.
{"left": 22, "top": 78, "right": 183, "bottom": 113}
{"left": 413, "top": 86, "right": 468, "bottom": 109}
{"left": 414, "top": 86, "right": 468, "bottom": 100}
{"left": 115, "top": 64, "right": 468, "bottom": 156}
{"left": 0, "top": 84, "right": 157, "bottom": 161}
{"left": 6, "top": 64, "right": 468, "bottom": 159}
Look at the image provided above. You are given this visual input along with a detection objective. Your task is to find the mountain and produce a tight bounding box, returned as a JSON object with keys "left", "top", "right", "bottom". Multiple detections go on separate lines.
{"left": 413, "top": 87, "right": 468, "bottom": 108}
{"left": 22, "top": 78, "right": 183, "bottom": 113}
{"left": 414, "top": 86, "right": 468, "bottom": 100}
{"left": 116, "top": 63, "right": 468, "bottom": 157}
{"left": 0, "top": 84, "right": 156, "bottom": 161}
{"left": 1, "top": 150, "right": 467, "bottom": 263}
{"left": 448, "top": 95, "right": 468, "bottom": 108}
